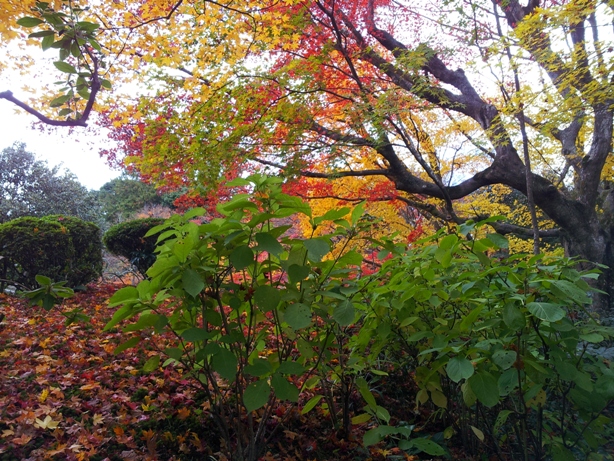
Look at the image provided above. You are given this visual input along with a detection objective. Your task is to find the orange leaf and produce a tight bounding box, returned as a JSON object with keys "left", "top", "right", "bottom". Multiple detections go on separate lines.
{"left": 141, "top": 428, "right": 156, "bottom": 440}
{"left": 12, "top": 433, "right": 33, "bottom": 445}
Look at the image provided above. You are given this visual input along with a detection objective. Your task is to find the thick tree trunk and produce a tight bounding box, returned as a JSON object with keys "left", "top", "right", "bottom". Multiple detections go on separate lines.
{"left": 562, "top": 221, "right": 614, "bottom": 316}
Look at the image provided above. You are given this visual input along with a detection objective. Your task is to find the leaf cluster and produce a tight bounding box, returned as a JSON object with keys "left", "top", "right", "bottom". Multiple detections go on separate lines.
{"left": 359, "top": 220, "right": 614, "bottom": 459}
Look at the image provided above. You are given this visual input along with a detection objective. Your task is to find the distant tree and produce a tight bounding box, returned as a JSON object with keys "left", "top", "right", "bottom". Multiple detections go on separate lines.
{"left": 95, "top": 177, "right": 171, "bottom": 224}
{"left": 0, "top": 143, "right": 100, "bottom": 224}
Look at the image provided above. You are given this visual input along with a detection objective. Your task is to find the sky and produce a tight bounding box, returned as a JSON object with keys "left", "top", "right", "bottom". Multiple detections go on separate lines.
{"left": 1, "top": 103, "right": 122, "bottom": 191}
{"left": 0, "top": 41, "right": 122, "bottom": 191}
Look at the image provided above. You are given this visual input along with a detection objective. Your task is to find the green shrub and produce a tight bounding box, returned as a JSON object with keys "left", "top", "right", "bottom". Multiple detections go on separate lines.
{"left": 357, "top": 221, "right": 614, "bottom": 460}
{"left": 103, "top": 218, "right": 165, "bottom": 276}
{"left": 105, "top": 175, "right": 371, "bottom": 461}
{"left": 0, "top": 215, "right": 102, "bottom": 289}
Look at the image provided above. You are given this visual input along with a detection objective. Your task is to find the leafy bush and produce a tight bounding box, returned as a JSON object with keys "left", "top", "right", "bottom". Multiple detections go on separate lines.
{"left": 105, "top": 179, "right": 614, "bottom": 460}
{"left": 103, "top": 218, "right": 165, "bottom": 276}
{"left": 358, "top": 220, "right": 614, "bottom": 460}
{"left": 0, "top": 215, "right": 102, "bottom": 290}
{"left": 106, "top": 175, "right": 372, "bottom": 461}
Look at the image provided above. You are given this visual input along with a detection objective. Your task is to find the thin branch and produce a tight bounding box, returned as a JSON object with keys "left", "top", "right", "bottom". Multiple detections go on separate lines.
{"left": 0, "top": 55, "right": 101, "bottom": 127}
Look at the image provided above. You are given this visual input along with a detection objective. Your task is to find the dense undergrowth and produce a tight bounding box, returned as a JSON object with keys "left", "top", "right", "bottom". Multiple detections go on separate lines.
{"left": 2, "top": 175, "right": 614, "bottom": 461}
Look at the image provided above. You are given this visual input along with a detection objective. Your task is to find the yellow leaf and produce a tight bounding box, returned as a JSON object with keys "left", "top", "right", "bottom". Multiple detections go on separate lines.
{"left": 34, "top": 415, "right": 60, "bottom": 430}
{"left": 79, "top": 383, "right": 100, "bottom": 391}
{"left": 92, "top": 413, "right": 104, "bottom": 425}
{"left": 470, "top": 425, "right": 485, "bottom": 442}
{"left": 38, "top": 388, "right": 49, "bottom": 403}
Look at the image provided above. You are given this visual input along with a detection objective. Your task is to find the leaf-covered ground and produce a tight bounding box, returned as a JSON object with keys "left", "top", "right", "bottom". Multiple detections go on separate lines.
{"left": 0, "top": 283, "right": 430, "bottom": 461}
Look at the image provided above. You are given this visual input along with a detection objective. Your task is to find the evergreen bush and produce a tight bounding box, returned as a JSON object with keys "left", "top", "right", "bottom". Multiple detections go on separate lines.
{"left": 0, "top": 215, "right": 102, "bottom": 289}
{"left": 103, "top": 218, "right": 165, "bottom": 276}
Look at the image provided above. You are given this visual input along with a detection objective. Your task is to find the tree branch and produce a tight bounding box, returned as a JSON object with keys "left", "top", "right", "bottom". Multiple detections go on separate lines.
{"left": 254, "top": 157, "right": 389, "bottom": 178}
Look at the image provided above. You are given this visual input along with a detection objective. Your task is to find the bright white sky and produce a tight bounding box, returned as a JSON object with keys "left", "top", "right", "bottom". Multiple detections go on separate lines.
{"left": 0, "top": 104, "right": 122, "bottom": 191}
{"left": 0, "top": 41, "right": 122, "bottom": 191}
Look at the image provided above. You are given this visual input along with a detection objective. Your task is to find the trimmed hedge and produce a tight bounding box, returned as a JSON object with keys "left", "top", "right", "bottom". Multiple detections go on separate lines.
{"left": 103, "top": 218, "right": 165, "bottom": 276}
{"left": 0, "top": 215, "right": 102, "bottom": 289}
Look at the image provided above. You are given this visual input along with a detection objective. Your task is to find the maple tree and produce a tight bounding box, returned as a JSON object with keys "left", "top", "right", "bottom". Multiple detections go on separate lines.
{"left": 2, "top": 0, "right": 614, "bottom": 308}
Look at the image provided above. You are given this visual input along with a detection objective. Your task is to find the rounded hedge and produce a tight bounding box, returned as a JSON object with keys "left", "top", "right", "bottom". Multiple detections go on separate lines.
{"left": 0, "top": 215, "right": 103, "bottom": 289}
{"left": 103, "top": 218, "right": 166, "bottom": 276}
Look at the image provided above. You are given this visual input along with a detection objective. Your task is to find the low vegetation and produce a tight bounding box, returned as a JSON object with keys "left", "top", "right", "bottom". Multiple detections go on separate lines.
{"left": 1, "top": 176, "right": 613, "bottom": 461}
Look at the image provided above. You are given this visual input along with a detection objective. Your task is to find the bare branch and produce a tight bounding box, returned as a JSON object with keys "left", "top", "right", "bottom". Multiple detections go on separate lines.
{"left": 254, "top": 157, "right": 389, "bottom": 178}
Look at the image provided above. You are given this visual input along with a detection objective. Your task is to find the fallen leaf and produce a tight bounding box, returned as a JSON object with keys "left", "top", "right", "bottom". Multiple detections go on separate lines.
{"left": 34, "top": 415, "right": 60, "bottom": 430}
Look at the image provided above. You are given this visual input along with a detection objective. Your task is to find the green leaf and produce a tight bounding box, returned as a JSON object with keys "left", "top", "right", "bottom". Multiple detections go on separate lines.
{"left": 172, "top": 238, "right": 193, "bottom": 262}
{"left": 114, "top": 337, "right": 141, "bottom": 354}
{"left": 253, "top": 285, "right": 281, "bottom": 312}
{"left": 462, "top": 381, "right": 477, "bottom": 406}
{"left": 230, "top": 245, "right": 254, "bottom": 270}
{"left": 332, "top": 299, "right": 355, "bottom": 326}
{"left": 580, "top": 333, "right": 604, "bottom": 343}
{"left": 255, "top": 232, "right": 284, "bottom": 256}
{"left": 288, "top": 264, "right": 310, "bottom": 283}
{"left": 550, "top": 443, "right": 576, "bottom": 461}
{"left": 271, "top": 373, "right": 299, "bottom": 402}
{"left": 76, "top": 21, "right": 100, "bottom": 32}
{"left": 182, "top": 268, "right": 204, "bottom": 297}
{"left": 434, "top": 247, "right": 452, "bottom": 268}
{"left": 53, "top": 61, "right": 77, "bottom": 73}
{"left": 211, "top": 349, "right": 237, "bottom": 381}
{"left": 493, "top": 409, "right": 513, "bottom": 434}
{"left": 41, "top": 34, "right": 55, "bottom": 51}
{"left": 357, "top": 377, "right": 377, "bottom": 408}
{"left": 363, "top": 427, "right": 383, "bottom": 447}
{"left": 460, "top": 306, "right": 483, "bottom": 332}
{"left": 351, "top": 413, "right": 372, "bottom": 424}
{"left": 17, "top": 17, "right": 44, "bottom": 27}
{"left": 337, "top": 250, "right": 363, "bottom": 267}
{"left": 28, "top": 30, "right": 55, "bottom": 38}
{"left": 243, "top": 379, "right": 271, "bottom": 412}
{"left": 100, "top": 78, "right": 112, "bottom": 89}
{"left": 277, "top": 361, "right": 306, "bottom": 375}
{"left": 550, "top": 279, "right": 591, "bottom": 305}
{"left": 143, "top": 355, "right": 160, "bottom": 372}
{"left": 527, "top": 302, "right": 565, "bottom": 322}
{"left": 351, "top": 201, "right": 365, "bottom": 225}
{"left": 314, "top": 207, "right": 350, "bottom": 224}
{"left": 244, "top": 358, "right": 272, "bottom": 377}
{"left": 468, "top": 371, "right": 500, "bottom": 408}
{"left": 181, "top": 327, "right": 211, "bottom": 342}
{"left": 403, "top": 438, "right": 447, "bottom": 456}
{"left": 492, "top": 350, "right": 516, "bottom": 370}
{"left": 49, "top": 94, "right": 71, "bottom": 107}
{"left": 502, "top": 303, "right": 526, "bottom": 330}
{"left": 486, "top": 233, "right": 508, "bottom": 249}
{"left": 301, "top": 395, "right": 323, "bottom": 414}
{"left": 446, "top": 356, "right": 474, "bottom": 383}
{"left": 303, "top": 238, "right": 330, "bottom": 262}
{"left": 35, "top": 274, "right": 52, "bottom": 286}
{"left": 284, "top": 303, "right": 311, "bottom": 330}
{"left": 439, "top": 234, "right": 458, "bottom": 250}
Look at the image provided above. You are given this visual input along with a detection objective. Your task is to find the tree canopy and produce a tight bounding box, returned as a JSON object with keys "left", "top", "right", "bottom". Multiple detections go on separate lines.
{"left": 2, "top": 0, "right": 614, "bottom": 305}
{"left": 0, "top": 143, "right": 99, "bottom": 223}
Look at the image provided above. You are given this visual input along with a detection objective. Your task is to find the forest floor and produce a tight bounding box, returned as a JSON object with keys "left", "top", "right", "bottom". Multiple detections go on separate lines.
{"left": 0, "top": 283, "right": 475, "bottom": 461}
